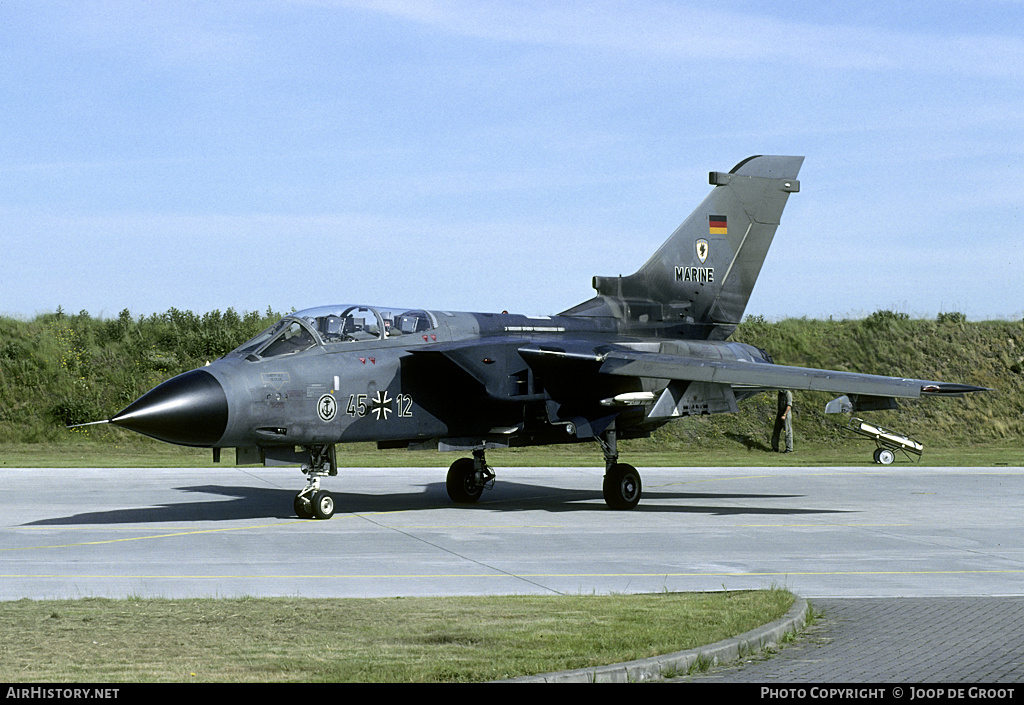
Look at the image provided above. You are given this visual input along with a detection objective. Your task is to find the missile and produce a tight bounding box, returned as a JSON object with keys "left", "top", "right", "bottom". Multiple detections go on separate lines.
{"left": 599, "top": 391, "right": 658, "bottom": 407}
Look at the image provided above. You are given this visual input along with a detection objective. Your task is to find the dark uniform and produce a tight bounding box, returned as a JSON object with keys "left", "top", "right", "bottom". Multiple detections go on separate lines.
{"left": 772, "top": 389, "right": 794, "bottom": 453}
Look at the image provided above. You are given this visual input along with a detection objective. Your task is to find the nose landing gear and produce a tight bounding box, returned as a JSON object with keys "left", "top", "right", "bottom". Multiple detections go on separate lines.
{"left": 294, "top": 445, "right": 337, "bottom": 519}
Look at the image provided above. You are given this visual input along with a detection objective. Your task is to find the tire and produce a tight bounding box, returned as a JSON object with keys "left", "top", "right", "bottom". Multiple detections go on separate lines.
{"left": 878, "top": 449, "right": 895, "bottom": 465}
{"left": 294, "top": 493, "right": 314, "bottom": 519}
{"left": 603, "top": 463, "right": 642, "bottom": 510}
{"left": 872, "top": 448, "right": 883, "bottom": 464}
{"left": 312, "top": 490, "right": 336, "bottom": 520}
{"left": 446, "top": 457, "right": 483, "bottom": 503}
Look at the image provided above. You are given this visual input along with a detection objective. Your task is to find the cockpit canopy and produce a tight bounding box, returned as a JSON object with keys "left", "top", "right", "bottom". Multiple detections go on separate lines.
{"left": 233, "top": 305, "right": 437, "bottom": 360}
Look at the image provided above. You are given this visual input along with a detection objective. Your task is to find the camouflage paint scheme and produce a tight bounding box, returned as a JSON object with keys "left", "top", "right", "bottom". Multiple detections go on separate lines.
{"left": 104, "top": 156, "right": 985, "bottom": 517}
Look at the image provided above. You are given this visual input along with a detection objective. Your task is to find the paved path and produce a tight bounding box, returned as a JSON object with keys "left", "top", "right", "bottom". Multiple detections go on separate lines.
{"left": 679, "top": 597, "right": 1024, "bottom": 683}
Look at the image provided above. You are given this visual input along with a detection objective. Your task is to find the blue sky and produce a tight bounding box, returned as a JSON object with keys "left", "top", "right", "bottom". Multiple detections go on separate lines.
{"left": 2, "top": 1, "right": 1022, "bottom": 322}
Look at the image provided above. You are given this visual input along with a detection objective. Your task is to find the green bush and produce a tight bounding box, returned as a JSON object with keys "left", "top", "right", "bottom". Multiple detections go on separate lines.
{"left": 0, "top": 307, "right": 1016, "bottom": 447}
{"left": 0, "top": 307, "right": 280, "bottom": 443}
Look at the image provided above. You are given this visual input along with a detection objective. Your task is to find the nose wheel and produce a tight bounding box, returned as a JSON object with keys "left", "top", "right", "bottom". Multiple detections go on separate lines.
{"left": 294, "top": 489, "right": 335, "bottom": 520}
{"left": 294, "top": 492, "right": 313, "bottom": 518}
{"left": 294, "top": 445, "right": 337, "bottom": 519}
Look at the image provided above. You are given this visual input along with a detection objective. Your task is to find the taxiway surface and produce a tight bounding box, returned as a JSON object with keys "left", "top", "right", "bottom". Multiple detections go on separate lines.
{"left": 2, "top": 465, "right": 1022, "bottom": 600}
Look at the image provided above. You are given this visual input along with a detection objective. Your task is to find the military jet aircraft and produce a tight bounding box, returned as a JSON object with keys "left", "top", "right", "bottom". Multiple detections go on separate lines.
{"left": 95, "top": 155, "right": 986, "bottom": 519}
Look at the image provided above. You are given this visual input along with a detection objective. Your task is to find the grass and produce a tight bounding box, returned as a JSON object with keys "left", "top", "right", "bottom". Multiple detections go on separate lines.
{"left": 0, "top": 589, "right": 794, "bottom": 682}
{"left": 2, "top": 436, "right": 1019, "bottom": 468}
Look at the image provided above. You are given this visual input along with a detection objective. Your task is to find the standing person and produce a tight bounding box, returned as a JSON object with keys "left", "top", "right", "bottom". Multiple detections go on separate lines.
{"left": 772, "top": 389, "right": 794, "bottom": 453}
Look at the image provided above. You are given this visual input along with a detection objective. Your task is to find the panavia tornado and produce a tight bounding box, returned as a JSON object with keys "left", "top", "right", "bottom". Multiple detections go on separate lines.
{"left": 93, "top": 155, "right": 986, "bottom": 519}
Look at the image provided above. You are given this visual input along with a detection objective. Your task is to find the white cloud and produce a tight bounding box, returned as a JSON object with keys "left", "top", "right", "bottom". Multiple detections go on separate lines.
{"left": 329, "top": 0, "right": 1024, "bottom": 76}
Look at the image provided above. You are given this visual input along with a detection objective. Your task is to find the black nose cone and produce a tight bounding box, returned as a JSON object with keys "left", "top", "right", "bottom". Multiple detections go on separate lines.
{"left": 111, "top": 368, "right": 228, "bottom": 446}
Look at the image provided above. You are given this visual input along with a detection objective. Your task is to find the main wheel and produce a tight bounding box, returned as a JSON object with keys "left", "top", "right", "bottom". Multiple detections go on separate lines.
{"left": 877, "top": 449, "right": 895, "bottom": 465}
{"left": 294, "top": 493, "right": 314, "bottom": 519}
{"left": 312, "top": 490, "right": 336, "bottom": 519}
{"left": 446, "top": 457, "right": 484, "bottom": 504}
{"left": 603, "top": 463, "right": 642, "bottom": 510}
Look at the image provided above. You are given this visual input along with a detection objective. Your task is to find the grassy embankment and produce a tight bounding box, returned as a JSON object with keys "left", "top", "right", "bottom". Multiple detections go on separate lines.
{"left": 1, "top": 307, "right": 1020, "bottom": 466}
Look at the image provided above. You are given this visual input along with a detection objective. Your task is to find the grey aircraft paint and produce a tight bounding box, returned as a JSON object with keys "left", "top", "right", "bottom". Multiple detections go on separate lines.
{"left": 95, "top": 156, "right": 987, "bottom": 518}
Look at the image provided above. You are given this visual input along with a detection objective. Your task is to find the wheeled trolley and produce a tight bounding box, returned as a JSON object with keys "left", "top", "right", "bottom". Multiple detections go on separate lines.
{"left": 844, "top": 417, "right": 923, "bottom": 464}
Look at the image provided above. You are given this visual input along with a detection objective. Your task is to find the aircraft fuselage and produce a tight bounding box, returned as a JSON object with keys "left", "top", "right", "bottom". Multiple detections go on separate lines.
{"left": 111, "top": 304, "right": 772, "bottom": 459}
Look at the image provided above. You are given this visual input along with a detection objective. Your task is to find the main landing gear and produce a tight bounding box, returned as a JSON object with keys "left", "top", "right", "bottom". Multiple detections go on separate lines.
{"left": 294, "top": 445, "right": 337, "bottom": 520}
{"left": 444, "top": 426, "right": 643, "bottom": 510}
{"left": 598, "top": 426, "right": 642, "bottom": 510}
{"left": 446, "top": 448, "right": 496, "bottom": 504}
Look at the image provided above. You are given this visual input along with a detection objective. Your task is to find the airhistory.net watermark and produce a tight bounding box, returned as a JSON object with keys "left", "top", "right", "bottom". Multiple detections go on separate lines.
{"left": 6, "top": 688, "right": 119, "bottom": 700}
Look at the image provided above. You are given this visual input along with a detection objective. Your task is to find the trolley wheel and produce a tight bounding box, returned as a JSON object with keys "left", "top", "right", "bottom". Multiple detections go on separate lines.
{"left": 877, "top": 448, "right": 895, "bottom": 465}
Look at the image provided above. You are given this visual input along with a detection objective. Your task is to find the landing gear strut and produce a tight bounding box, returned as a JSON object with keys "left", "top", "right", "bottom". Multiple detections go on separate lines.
{"left": 598, "top": 426, "right": 642, "bottom": 510}
{"left": 446, "top": 448, "right": 495, "bottom": 503}
{"left": 294, "top": 445, "right": 337, "bottom": 519}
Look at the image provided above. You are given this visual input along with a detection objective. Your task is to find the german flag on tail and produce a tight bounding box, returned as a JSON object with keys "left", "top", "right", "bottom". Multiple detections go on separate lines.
{"left": 708, "top": 215, "right": 727, "bottom": 235}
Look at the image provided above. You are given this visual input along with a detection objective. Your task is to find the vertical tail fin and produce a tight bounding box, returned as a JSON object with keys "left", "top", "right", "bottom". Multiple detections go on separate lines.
{"left": 565, "top": 155, "right": 803, "bottom": 339}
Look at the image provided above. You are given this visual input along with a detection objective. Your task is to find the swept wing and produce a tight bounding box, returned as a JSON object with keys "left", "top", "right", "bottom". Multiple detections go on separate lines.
{"left": 595, "top": 349, "right": 986, "bottom": 399}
